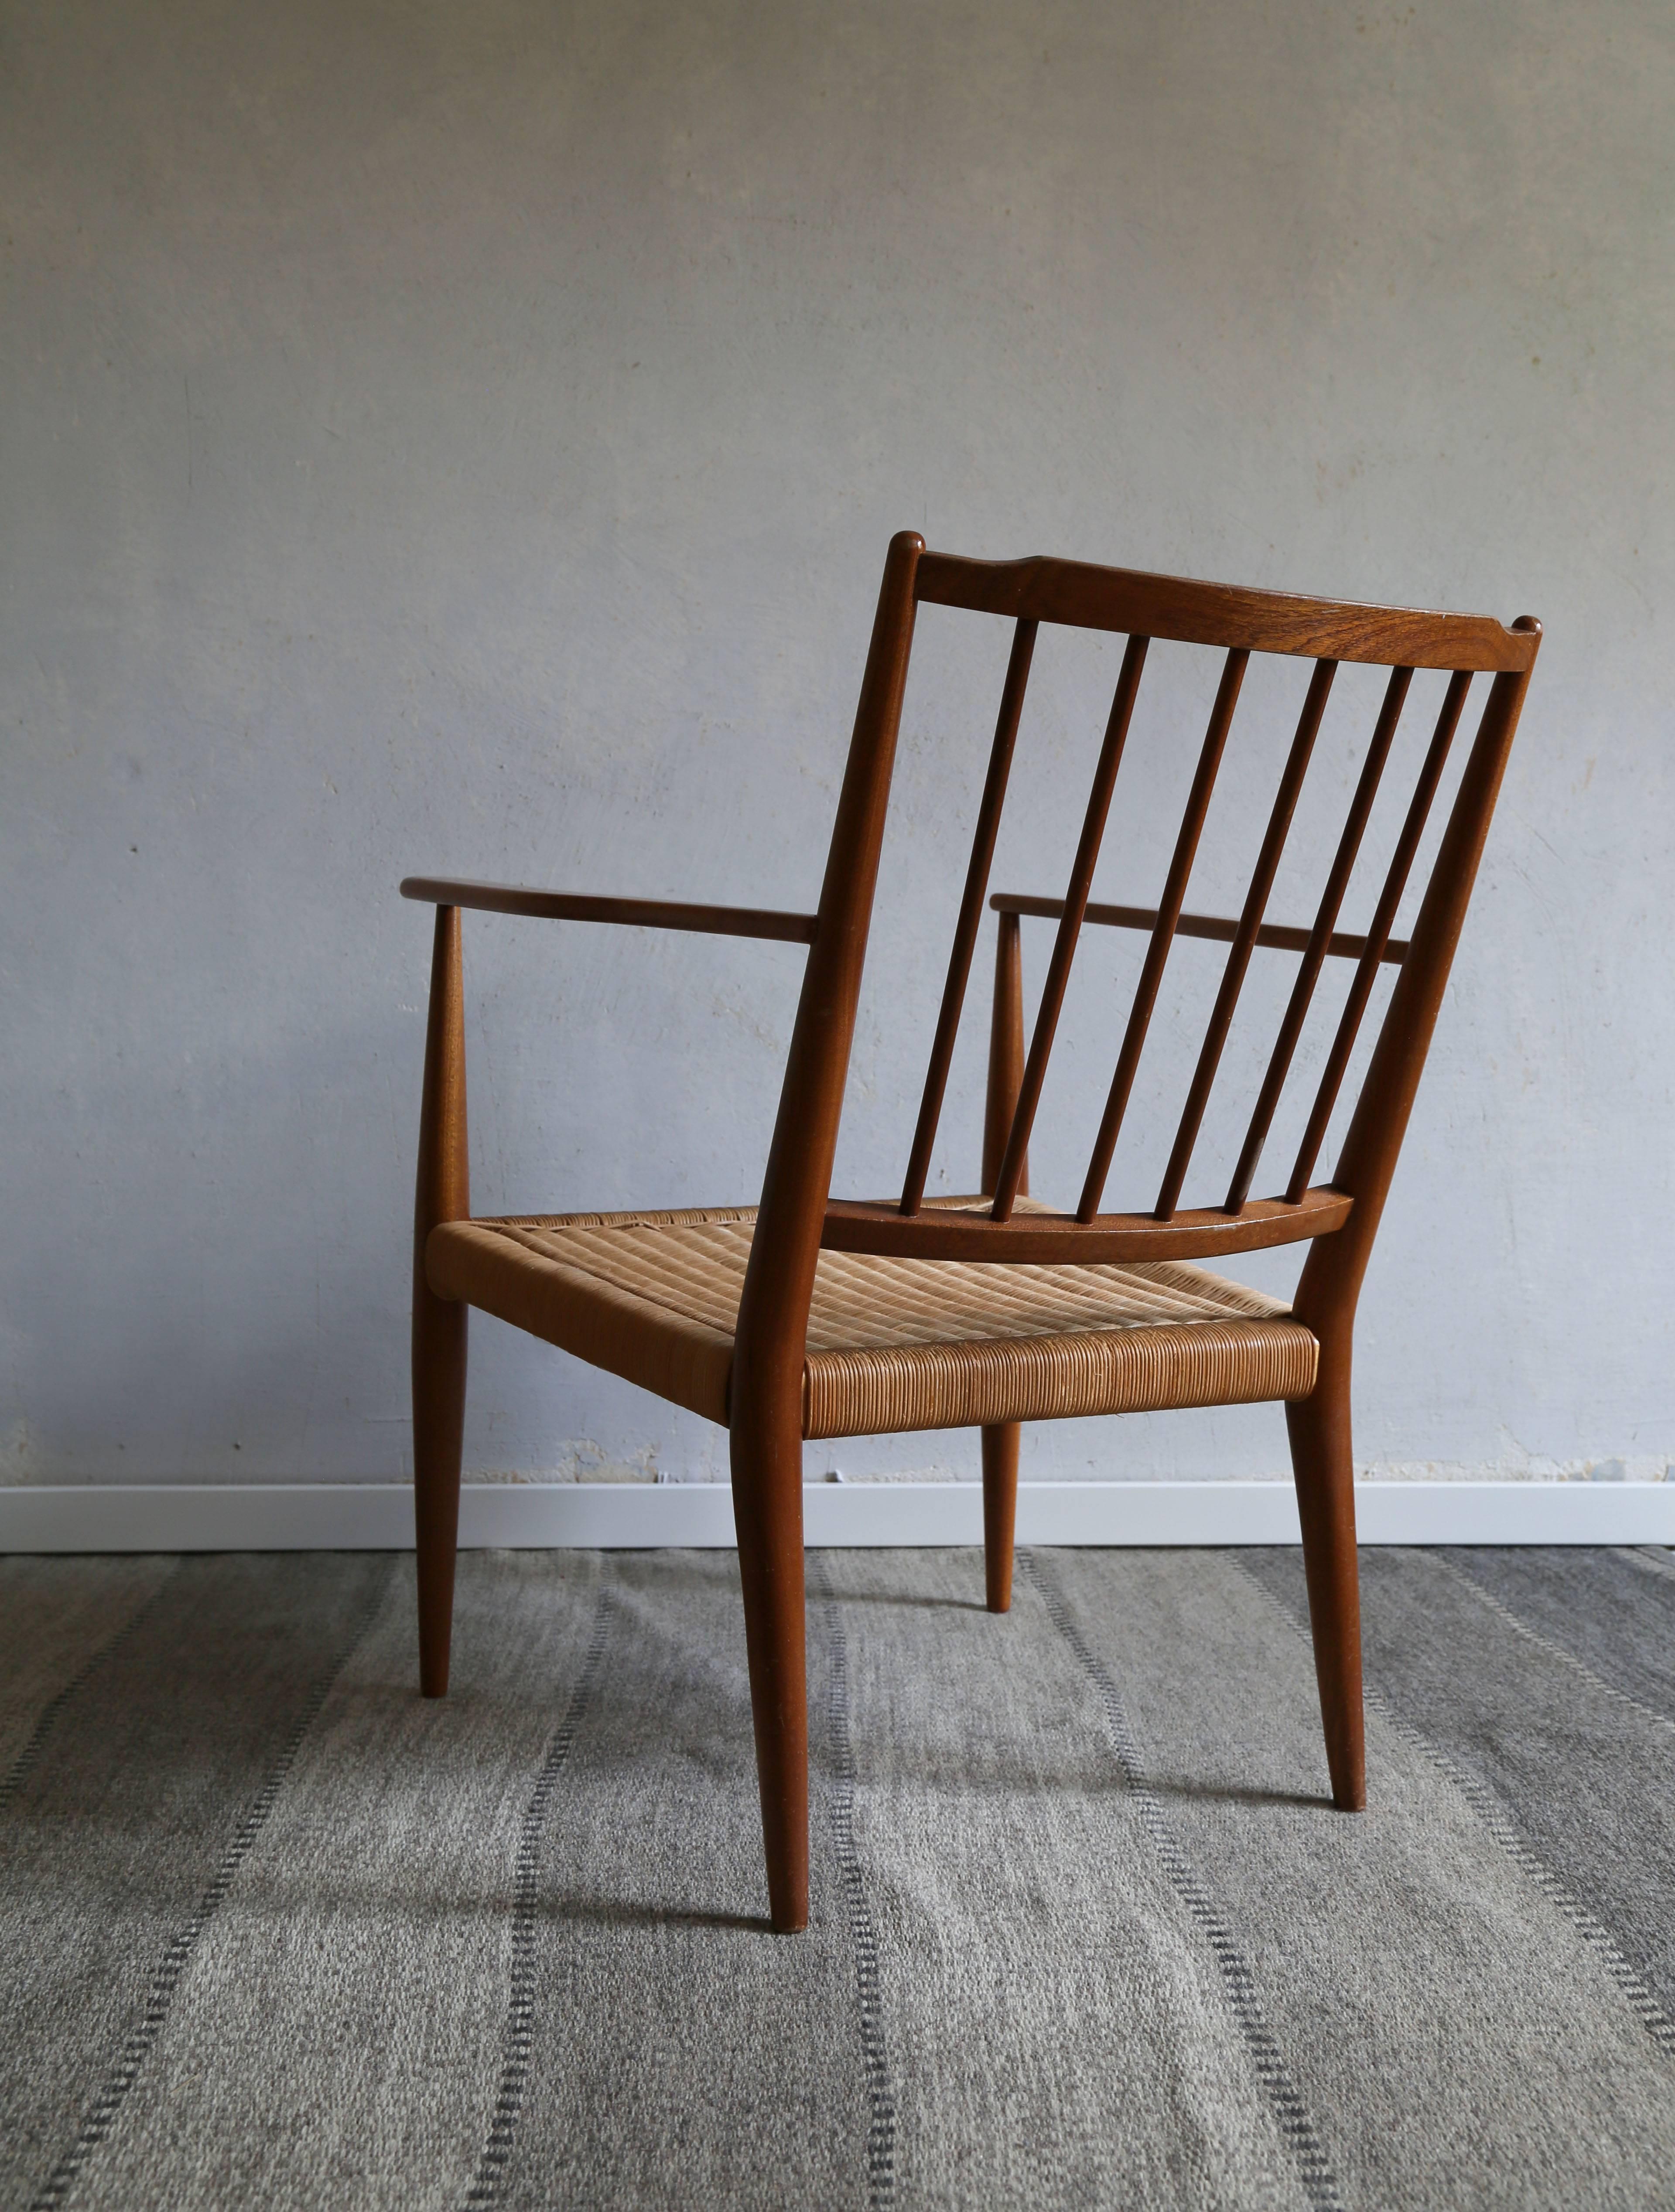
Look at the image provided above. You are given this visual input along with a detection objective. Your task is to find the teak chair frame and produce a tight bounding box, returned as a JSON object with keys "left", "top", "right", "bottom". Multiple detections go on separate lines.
{"left": 404, "top": 533, "right": 1540, "bottom": 1933}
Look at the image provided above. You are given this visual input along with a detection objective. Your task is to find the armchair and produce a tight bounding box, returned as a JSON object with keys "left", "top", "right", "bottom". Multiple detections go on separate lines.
{"left": 403, "top": 534, "right": 1540, "bottom": 1932}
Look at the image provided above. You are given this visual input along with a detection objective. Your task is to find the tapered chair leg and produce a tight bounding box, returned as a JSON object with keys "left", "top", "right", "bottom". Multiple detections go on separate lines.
{"left": 730, "top": 1415, "right": 809, "bottom": 1933}
{"left": 414, "top": 1292, "right": 467, "bottom": 1696}
{"left": 413, "top": 902, "right": 471, "bottom": 1699}
{"left": 1285, "top": 1363, "right": 1366, "bottom": 1810}
{"left": 980, "top": 1423, "right": 1019, "bottom": 1612}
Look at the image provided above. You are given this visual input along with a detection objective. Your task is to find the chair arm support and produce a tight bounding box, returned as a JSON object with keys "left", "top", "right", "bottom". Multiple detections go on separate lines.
{"left": 990, "top": 892, "right": 1406, "bottom": 966}
{"left": 400, "top": 877, "right": 817, "bottom": 945}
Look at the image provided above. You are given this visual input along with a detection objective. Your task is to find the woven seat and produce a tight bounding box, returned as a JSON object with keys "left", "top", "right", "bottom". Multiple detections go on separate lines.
{"left": 427, "top": 1200, "right": 1317, "bottom": 1440}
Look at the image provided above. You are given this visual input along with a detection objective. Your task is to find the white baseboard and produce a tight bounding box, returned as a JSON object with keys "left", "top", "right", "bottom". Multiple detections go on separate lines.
{"left": 2, "top": 1480, "right": 1671, "bottom": 1553}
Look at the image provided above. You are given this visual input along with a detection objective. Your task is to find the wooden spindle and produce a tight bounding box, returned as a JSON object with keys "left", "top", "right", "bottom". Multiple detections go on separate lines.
{"left": 1151, "top": 659, "right": 1337, "bottom": 1221}
{"left": 990, "top": 635, "right": 1149, "bottom": 1221}
{"left": 1077, "top": 648, "right": 1247, "bottom": 1223}
{"left": 984, "top": 911, "right": 1029, "bottom": 1196}
{"left": 1224, "top": 664, "right": 1413, "bottom": 1214}
{"left": 901, "top": 620, "right": 1038, "bottom": 1213}
{"left": 1285, "top": 669, "right": 1473, "bottom": 1201}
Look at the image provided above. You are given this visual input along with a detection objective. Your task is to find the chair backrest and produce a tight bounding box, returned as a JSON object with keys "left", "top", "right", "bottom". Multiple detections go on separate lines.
{"left": 732, "top": 534, "right": 1540, "bottom": 1407}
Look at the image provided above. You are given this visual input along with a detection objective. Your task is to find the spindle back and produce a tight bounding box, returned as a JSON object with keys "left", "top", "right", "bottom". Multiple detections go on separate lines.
{"left": 749, "top": 535, "right": 1539, "bottom": 1301}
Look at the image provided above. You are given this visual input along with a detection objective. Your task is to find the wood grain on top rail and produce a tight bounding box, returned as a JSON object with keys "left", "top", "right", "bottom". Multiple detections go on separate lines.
{"left": 990, "top": 893, "right": 1408, "bottom": 966}
{"left": 400, "top": 877, "right": 818, "bottom": 944}
{"left": 916, "top": 552, "right": 1540, "bottom": 672}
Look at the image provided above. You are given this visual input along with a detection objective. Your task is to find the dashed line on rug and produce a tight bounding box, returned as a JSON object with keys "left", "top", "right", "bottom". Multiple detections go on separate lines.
{"left": 0, "top": 1562, "right": 185, "bottom": 1817}
{"left": 464, "top": 1580, "right": 615, "bottom": 2209}
{"left": 811, "top": 1554, "right": 897, "bottom": 2211}
{"left": 1429, "top": 1550, "right": 1675, "bottom": 1737}
{"left": 1020, "top": 1550, "right": 1345, "bottom": 2212}
{"left": 1229, "top": 1552, "right": 1675, "bottom": 2060}
{"left": 25, "top": 1557, "right": 397, "bottom": 2212}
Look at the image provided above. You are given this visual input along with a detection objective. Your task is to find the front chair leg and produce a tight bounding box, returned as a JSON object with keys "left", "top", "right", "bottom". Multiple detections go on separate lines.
{"left": 1285, "top": 1359, "right": 1366, "bottom": 1810}
{"left": 730, "top": 1415, "right": 809, "bottom": 1932}
{"left": 414, "top": 1291, "right": 467, "bottom": 1696}
{"left": 413, "top": 902, "right": 471, "bottom": 1698}
{"left": 980, "top": 1423, "right": 1020, "bottom": 1612}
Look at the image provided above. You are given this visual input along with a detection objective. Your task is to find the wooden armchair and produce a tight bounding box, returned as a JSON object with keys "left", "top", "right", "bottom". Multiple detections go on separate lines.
{"left": 402, "top": 534, "right": 1540, "bottom": 1932}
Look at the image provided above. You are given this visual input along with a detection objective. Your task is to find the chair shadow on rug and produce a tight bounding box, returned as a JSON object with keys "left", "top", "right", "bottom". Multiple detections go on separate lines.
{"left": 1143, "top": 1776, "right": 1333, "bottom": 1814}
{"left": 826, "top": 1584, "right": 991, "bottom": 1615}
{"left": 401, "top": 533, "right": 1540, "bottom": 1931}
{"left": 546, "top": 1897, "right": 772, "bottom": 1939}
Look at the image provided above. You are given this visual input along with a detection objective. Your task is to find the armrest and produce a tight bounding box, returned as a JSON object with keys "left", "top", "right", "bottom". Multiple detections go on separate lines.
{"left": 400, "top": 876, "right": 817, "bottom": 945}
{"left": 990, "top": 891, "right": 1406, "bottom": 965}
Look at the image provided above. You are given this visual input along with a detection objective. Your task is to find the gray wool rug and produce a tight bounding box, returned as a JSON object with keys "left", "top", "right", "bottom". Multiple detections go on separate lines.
{"left": 3, "top": 1542, "right": 1673, "bottom": 2210}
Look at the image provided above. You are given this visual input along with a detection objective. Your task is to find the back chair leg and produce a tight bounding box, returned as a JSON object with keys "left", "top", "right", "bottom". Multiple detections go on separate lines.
{"left": 1285, "top": 1359, "right": 1366, "bottom": 1810}
{"left": 414, "top": 1292, "right": 468, "bottom": 1696}
{"left": 731, "top": 1415, "right": 810, "bottom": 1933}
{"left": 981, "top": 905, "right": 1026, "bottom": 1623}
{"left": 980, "top": 1423, "right": 1020, "bottom": 1612}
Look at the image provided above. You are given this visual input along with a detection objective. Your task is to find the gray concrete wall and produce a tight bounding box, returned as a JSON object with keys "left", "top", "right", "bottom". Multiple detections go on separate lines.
{"left": 4, "top": 0, "right": 1671, "bottom": 1489}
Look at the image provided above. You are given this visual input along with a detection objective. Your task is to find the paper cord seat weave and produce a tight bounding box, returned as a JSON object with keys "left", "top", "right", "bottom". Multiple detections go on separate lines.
{"left": 426, "top": 1200, "right": 1318, "bottom": 1440}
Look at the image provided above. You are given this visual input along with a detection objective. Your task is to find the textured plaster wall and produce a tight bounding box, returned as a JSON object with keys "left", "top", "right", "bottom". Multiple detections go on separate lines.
{"left": 3, "top": 0, "right": 1672, "bottom": 1488}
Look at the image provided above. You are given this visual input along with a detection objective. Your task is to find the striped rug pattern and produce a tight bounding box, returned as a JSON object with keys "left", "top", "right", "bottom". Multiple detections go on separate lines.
{"left": 2, "top": 1543, "right": 1672, "bottom": 2208}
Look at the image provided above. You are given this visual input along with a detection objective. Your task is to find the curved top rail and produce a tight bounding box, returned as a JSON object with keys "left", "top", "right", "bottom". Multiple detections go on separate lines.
{"left": 915, "top": 551, "right": 1540, "bottom": 672}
